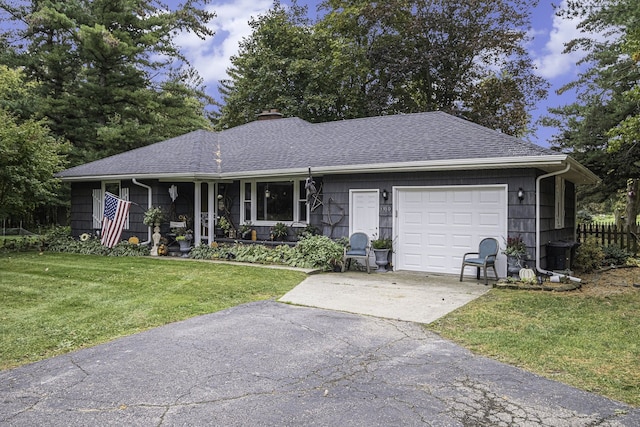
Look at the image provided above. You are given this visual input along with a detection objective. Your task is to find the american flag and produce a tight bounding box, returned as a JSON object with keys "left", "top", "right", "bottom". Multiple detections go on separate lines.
{"left": 101, "top": 192, "right": 131, "bottom": 248}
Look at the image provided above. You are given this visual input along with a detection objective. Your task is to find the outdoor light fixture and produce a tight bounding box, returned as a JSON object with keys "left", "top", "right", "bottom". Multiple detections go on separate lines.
{"left": 265, "top": 188, "right": 271, "bottom": 198}
{"left": 517, "top": 187, "right": 525, "bottom": 202}
{"left": 381, "top": 189, "right": 389, "bottom": 201}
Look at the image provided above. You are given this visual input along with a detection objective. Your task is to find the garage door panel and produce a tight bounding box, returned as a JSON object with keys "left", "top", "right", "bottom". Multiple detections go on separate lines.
{"left": 404, "top": 212, "right": 423, "bottom": 225}
{"left": 428, "top": 212, "right": 447, "bottom": 225}
{"left": 479, "top": 190, "right": 501, "bottom": 203}
{"left": 427, "top": 233, "right": 447, "bottom": 247}
{"left": 479, "top": 213, "right": 502, "bottom": 226}
{"left": 396, "top": 186, "right": 506, "bottom": 276}
{"left": 428, "top": 192, "right": 447, "bottom": 202}
{"left": 453, "top": 191, "right": 473, "bottom": 203}
{"left": 452, "top": 234, "right": 473, "bottom": 248}
{"left": 452, "top": 212, "right": 472, "bottom": 226}
{"left": 403, "top": 232, "right": 422, "bottom": 245}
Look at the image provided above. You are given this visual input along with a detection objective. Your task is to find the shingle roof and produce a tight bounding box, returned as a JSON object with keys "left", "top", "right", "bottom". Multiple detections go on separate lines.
{"left": 56, "top": 111, "right": 561, "bottom": 180}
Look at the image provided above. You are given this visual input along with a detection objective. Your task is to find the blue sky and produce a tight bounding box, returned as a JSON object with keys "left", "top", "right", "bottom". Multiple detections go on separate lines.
{"left": 169, "top": 0, "right": 590, "bottom": 147}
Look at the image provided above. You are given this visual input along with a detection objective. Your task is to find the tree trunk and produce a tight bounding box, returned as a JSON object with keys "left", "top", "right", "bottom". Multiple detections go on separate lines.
{"left": 626, "top": 179, "right": 639, "bottom": 235}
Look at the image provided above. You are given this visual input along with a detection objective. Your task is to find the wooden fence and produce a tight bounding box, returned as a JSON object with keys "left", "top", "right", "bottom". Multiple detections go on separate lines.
{"left": 576, "top": 223, "right": 639, "bottom": 253}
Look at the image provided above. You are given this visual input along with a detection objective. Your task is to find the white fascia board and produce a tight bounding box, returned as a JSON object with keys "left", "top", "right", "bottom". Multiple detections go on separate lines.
{"left": 219, "top": 156, "right": 572, "bottom": 178}
{"left": 59, "top": 173, "right": 213, "bottom": 182}
{"left": 59, "top": 155, "right": 599, "bottom": 184}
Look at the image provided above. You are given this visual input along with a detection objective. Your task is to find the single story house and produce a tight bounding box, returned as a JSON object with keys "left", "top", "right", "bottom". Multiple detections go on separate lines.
{"left": 56, "top": 110, "right": 599, "bottom": 277}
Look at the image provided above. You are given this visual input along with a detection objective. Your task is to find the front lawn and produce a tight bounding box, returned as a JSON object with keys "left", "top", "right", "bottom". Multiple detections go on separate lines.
{"left": 0, "top": 252, "right": 306, "bottom": 370}
{"left": 428, "top": 282, "right": 640, "bottom": 407}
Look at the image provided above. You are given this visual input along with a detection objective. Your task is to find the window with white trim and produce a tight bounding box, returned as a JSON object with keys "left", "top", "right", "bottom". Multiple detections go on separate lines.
{"left": 241, "top": 180, "right": 308, "bottom": 225}
{"left": 92, "top": 182, "right": 130, "bottom": 229}
{"left": 555, "top": 176, "right": 565, "bottom": 229}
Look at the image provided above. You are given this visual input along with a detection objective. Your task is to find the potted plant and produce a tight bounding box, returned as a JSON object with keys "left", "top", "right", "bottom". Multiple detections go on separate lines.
{"left": 143, "top": 207, "right": 164, "bottom": 227}
{"left": 271, "top": 222, "right": 289, "bottom": 241}
{"left": 503, "top": 235, "right": 527, "bottom": 276}
{"left": 172, "top": 222, "right": 193, "bottom": 256}
{"left": 371, "top": 237, "right": 392, "bottom": 272}
{"left": 240, "top": 221, "right": 253, "bottom": 240}
{"left": 218, "top": 216, "right": 234, "bottom": 238}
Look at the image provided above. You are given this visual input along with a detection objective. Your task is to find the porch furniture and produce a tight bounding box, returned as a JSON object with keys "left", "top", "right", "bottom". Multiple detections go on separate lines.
{"left": 167, "top": 221, "right": 187, "bottom": 247}
{"left": 460, "top": 237, "right": 499, "bottom": 285}
{"left": 342, "top": 232, "right": 371, "bottom": 274}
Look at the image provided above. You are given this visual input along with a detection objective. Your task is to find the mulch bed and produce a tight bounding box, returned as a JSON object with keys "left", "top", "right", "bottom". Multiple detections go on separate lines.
{"left": 494, "top": 265, "right": 640, "bottom": 295}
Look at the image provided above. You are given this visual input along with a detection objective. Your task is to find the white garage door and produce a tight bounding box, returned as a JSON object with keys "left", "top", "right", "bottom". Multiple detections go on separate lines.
{"left": 395, "top": 186, "right": 507, "bottom": 276}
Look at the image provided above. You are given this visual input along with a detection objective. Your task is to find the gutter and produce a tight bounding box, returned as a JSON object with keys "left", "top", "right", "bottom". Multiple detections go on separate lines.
{"left": 535, "top": 163, "right": 582, "bottom": 283}
{"left": 59, "top": 155, "right": 600, "bottom": 183}
{"left": 132, "top": 178, "right": 152, "bottom": 245}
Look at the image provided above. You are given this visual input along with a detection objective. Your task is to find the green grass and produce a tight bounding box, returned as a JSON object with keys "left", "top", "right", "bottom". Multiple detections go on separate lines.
{"left": 0, "top": 252, "right": 306, "bottom": 370}
{"left": 428, "top": 289, "right": 640, "bottom": 407}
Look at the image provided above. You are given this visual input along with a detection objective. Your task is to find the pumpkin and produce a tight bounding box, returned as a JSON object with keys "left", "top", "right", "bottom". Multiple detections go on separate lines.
{"left": 519, "top": 268, "right": 535, "bottom": 280}
{"left": 128, "top": 236, "right": 140, "bottom": 245}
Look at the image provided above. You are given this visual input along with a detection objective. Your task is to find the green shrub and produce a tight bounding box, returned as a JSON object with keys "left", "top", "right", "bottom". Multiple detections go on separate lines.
{"left": 574, "top": 237, "right": 605, "bottom": 273}
{"left": 271, "top": 222, "right": 289, "bottom": 241}
{"left": 45, "top": 228, "right": 148, "bottom": 257}
{"left": 109, "top": 241, "right": 150, "bottom": 257}
{"left": 602, "top": 245, "right": 631, "bottom": 266}
{"left": 188, "top": 236, "right": 345, "bottom": 271}
{"left": 293, "top": 235, "right": 345, "bottom": 270}
{"left": 295, "top": 224, "right": 320, "bottom": 239}
{"left": 0, "top": 236, "right": 40, "bottom": 252}
{"left": 189, "top": 244, "right": 220, "bottom": 260}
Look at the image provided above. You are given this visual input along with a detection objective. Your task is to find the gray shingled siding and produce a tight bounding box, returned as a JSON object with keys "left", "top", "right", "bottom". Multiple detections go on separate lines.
{"left": 70, "top": 169, "right": 576, "bottom": 264}
{"left": 320, "top": 168, "right": 543, "bottom": 259}
{"left": 539, "top": 177, "right": 577, "bottom": 270}
{"left": 70, "top": 183, "right": 96, "bottom": 238}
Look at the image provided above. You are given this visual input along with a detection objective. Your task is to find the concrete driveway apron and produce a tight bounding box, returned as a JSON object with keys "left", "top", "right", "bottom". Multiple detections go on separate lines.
{"left": 2, "top": 298, "right": 639, "bottom": 426}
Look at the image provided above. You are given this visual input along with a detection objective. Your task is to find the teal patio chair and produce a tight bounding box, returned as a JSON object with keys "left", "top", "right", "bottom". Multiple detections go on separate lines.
{"left": 460, "top": 237, "right": 499, "bottom": 285}
{"left": 342, "top": 232, "right": 371, "bottom": 274}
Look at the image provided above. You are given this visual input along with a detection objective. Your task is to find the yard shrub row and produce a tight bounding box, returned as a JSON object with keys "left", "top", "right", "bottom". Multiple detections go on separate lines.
{"left": 33, "top": 228, "right": 343, "bottom": 270}
{"left": 574, "top": 236, "right": 632, "bottom": 272}
{"left": 190, "top": 235, "right": 345, "bottom": 271}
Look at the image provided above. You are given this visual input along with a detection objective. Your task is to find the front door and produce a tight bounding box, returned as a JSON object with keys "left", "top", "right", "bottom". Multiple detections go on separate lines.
{"left": 349, "top": 189, "right": 379, "bottom": 239}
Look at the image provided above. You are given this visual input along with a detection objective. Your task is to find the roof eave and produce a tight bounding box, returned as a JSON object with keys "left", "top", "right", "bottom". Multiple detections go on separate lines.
{"left": 57, "top": 155, "right": 600, "bottom": 185}
{"left": 57, "top": 173, "right": 220, "bottom": 182}
{"left": 220, "top": 155, "right": 600, "bottom": 184}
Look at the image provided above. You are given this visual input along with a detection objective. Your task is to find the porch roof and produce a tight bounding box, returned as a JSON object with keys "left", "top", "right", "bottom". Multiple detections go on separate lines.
{"left": 56, "top": 111, "right": 599, "bottom": 185}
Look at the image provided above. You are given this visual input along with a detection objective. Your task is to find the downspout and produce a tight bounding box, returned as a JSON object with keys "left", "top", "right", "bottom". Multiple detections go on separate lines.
{"left": 132, "top": 178, "right": 152, "bottom": 245}
{"left": 535, "top": 163, "right": 581, "bottom": 282}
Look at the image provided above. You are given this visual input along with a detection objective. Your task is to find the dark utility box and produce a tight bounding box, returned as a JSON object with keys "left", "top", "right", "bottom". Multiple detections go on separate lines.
{"left": 546, "top": 241, "right": 579, "bottom": 271}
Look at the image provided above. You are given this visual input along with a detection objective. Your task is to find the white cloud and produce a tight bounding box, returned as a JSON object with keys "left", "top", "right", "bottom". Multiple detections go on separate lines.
{"left": 531, "top": 1, "right": 586, "bottom": 79}
{"left": 174, "top": 0, "right": 273, "bottom": 86}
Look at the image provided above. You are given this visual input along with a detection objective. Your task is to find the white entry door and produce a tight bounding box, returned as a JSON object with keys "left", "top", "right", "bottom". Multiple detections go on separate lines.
{"left": 395, "top": 185, "right": 507, "bottom": 276}
{"left": 349, "top": 189, "right": 379, "bottom": 239}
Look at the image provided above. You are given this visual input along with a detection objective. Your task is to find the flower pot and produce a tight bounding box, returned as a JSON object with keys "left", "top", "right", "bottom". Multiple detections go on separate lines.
{"left": 373, "top": 248, "right": 390, "bottom": 273}
{"left": 507, "top": 255, "right": 522, "bottom": 277}
{"left": 178, "top": 239, "right": 191, "bottom": 257}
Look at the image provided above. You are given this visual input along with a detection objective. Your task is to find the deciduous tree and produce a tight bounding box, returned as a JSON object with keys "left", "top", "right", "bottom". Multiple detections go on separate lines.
{"left": 0, "top": 66, "right": 69, "bottom": 222}
{"left": 217, "top": 0, "right": 547, "bottom": 137}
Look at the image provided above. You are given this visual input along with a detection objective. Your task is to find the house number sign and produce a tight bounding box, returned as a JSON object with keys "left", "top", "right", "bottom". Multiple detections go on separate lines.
{"left": 380, "top": 205, "right": 393, "bottom": 214}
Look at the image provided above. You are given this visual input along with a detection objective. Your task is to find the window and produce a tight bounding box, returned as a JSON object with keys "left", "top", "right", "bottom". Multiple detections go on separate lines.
{"left": 241, "top": 180, "right": 308, "bottom": 225}
{"left": 555, "top": 176, "right": 565, "bottom": 229}
{"left": 92, "top": 182, "right": 129, "bottom": 230}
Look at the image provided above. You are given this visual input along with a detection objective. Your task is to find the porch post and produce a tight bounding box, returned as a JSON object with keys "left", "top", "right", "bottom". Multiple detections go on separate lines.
{"left": 194, "top": 181, "right": 202, "bottom": 244}
{"left": 208, "top": 183, "right": 215, "bottom": 245}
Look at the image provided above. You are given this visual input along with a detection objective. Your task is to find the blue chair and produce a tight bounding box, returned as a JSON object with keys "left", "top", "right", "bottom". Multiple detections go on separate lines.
{"left": 342, "top": 232, "right": 371, "bottom": 273}
{"left": 460, "top": 238, "right": 499, "bottom": 285}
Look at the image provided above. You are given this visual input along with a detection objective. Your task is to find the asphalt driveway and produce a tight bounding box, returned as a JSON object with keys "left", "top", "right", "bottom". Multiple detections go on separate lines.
{"left": 1, "top": 298, "right": 639, "bottom": 426}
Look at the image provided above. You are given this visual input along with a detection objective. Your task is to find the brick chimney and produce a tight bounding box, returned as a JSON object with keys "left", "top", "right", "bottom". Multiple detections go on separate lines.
{"left": 257, "top": 109, "right": 284, "bottom": 120}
